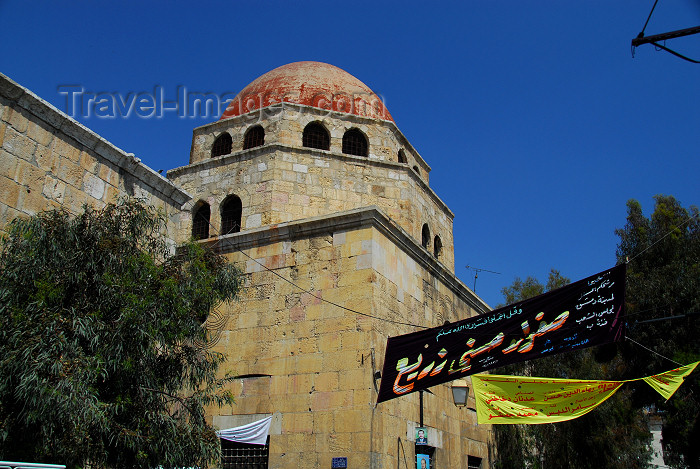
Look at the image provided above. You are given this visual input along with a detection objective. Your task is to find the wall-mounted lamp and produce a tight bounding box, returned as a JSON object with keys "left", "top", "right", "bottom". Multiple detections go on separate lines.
{"left": 451, "top": 379, "right": 469, "bottom": 407}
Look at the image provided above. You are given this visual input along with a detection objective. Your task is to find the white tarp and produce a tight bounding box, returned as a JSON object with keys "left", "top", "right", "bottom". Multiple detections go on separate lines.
{"left": 217, "top": 416, "right": 272, "bottom": 446}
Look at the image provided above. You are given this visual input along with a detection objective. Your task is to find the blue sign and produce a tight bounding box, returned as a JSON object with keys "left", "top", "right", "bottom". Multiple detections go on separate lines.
{"left": 332, "top": 457, "right": 348, "bottom": 468}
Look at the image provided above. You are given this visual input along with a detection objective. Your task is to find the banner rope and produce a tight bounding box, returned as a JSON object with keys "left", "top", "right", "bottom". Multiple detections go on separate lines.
{"left": 624, "top": 212, "right": 698, "bottom": 265}
{"left": 625, "top": 335, "right": 682, "bottom": 366}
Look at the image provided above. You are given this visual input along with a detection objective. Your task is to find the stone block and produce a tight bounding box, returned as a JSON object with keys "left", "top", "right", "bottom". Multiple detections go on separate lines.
{"left": 17, "top": 184, "right": 48, "bottom": 216}
{"left": 34, "top": 144, "right": 58, "bottom": 173}
{"left": 0, "top": 150, "right": 17, "bottom": 179}
{"left": 100, "top": 163, "right": 120, "bottom": 187}
{"left": 287, "top": 373, "right": 313, "bottom": 395}
{"left": 351, "top": 431, "right": 371, "bottom": 452}
{"left": 7, "top": 108, "right": 28, "bottom": 133}
{"left": 26, "top": 119, "right": 54, "bottom": 147}
{"left": 0, "top": 176, "right": 21, "bottom": 208}
{"left": 269, "top": 375, "right": 287, "bottom": 396}
{"left": 318, "top": 331, "right": 341, "bottom": 353}
{"left": 334, "top": 409, "right": 366, "bottom": 433}
{"left": 295, "top": 353, "right": 323, "bottom": 374}
{"left": 325, "top": 431, "right": 352, "bottom": 453}
{"left": 63, "top": 184, "right": 89, "bottom": 212}
{"left": 312, "top": 390, "right": 354, "bottom": 411}
{"left": 42, "top": 175, "right": 66, "bottom": 204}
{"left": 79, "top": 150, "right": 99, "bottom": 174}
{"left": 52, "top": 136, "right": 82, "bottom": 163}
{"left": 314, "top": 371, "right": 339, "bottom": 392}
{"left": 340, "top": 331, "right": 365, "bottom": 350}
{"left": 352, "top": 387, "right": 373, "bottom": 407}
{"left": 282, "top": 413, "right": 313, "bottom": 435}
{"left": 102, "top": 184, "right": 121, "bottom": 204}
{"left": 337, "top": 269, "right": 376, "bottom": 287}
{"left": 312, "top": 412, "right": 335, "bottom": 434}
{"left": 3, "top": 126, "right": 36, "bottom": 161}
{"left": 321, "top": 350, "right": 361, "bottom": 373}
{"left": 315, "top": 314, "right": 357, "bottom": 335}
{"left": 82, "top": 172, "right": 106, "bottom": 200}
{"left": 57, "top": 157, "right": 85, "bottom": 186}
{"left": 338, "top": 368, "right": 366, "bottom": 391}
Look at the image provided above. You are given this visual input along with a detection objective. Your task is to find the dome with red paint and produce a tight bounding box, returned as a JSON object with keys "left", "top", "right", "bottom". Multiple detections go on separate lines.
{"left": 219, "top": 61, "right": 393, "bottom": 122}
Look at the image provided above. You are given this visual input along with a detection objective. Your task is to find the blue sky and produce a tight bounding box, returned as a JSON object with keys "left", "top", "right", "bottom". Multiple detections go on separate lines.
{"left": 2, "top": 0, "right": 698, "bottom": 308}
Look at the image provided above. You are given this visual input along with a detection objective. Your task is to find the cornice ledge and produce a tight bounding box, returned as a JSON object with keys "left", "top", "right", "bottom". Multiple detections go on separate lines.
{"left": 168, "top": 143, "right": 454, "bottom": 219}
{"left": 202, "top": 206, "right": 489, "bottom": 313}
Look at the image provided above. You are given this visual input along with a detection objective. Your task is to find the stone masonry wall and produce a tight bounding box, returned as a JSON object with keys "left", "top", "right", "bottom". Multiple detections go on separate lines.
{"left": 170, "top": 109, "right": 456, "bottom": 270}
{"left": 0, "top": 73, "right": 190, "bottom": 243}
{"left": 203, "top": 208, "right": 490, "bottom": 469}
{"left": 189, "top": 104, "right": 431, "bottom": 183}
{"left": 208, "top": 226, "right": 377, "bottom": 468}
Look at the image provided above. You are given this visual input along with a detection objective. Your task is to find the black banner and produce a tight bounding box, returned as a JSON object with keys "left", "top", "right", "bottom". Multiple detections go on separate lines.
{"left": 377, "top": 265, "right": 626, "bottom": 403}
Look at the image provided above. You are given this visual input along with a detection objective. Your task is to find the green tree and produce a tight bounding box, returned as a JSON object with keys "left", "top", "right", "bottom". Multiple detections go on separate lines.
{"left": 492, "top": 270, "right": 651, "bottom": 469}
{"left": 0, "top": 199, "right": 242, "bottom": 469}
{"left": 616, "top": 195, "right": 700, "bottom": 469}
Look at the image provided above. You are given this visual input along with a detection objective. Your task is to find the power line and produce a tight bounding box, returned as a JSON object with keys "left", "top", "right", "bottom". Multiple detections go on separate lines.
{"left": 625, "top": 212, "right": 698, "bottom": 265}
{"left": 632, "top": 0, "right": 700, "bottom": 63}
{"left": 638, "top": 0, "right": 660, "bottom": 38}
{"left": 225, "top": 239, "right": 430, "bottom": 329}
{"left": 633, "top": 312, "right": 700, "bottom": 324}
{"left": 201, "top": 218, "right": 432, "bottom": 330}
{"left": 625, "top": 336, "right": 682, "bottom": 366}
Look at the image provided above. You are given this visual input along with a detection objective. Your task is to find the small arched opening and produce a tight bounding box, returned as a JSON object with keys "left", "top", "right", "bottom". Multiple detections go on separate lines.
{"left": 398, "top": 149, "right": 407, "bottom": 164}
{"left": 221, "top": 195, "right": 243, "bottom": 235}
{"left": 302, "top": 122, "right": 330, "bottom": 150}
{"left": 421, "top": 224, "right": 430, "bottom": 250}
{"left": 342, "top": 128, "right": 368, "bottom": 157}
{"left": 192, "top": 202, "right": 211, "bottom": 240}
{"left": 243, "top": 125, "right": 265, "bottom": 150}
{"left": 434, "top": 235, "right": 443, "bottom": 259}
{"left": 211, "top": 133, "right": 232, "bottom": 157}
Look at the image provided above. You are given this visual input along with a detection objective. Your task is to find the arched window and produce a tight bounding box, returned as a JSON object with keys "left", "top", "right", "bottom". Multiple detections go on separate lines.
{"left": 422, "top": 224, "right": 430, "bottom": 249}
{"left": 211, "top": 133, "right": 232, "bottom": 157}
{"left": 342, "top": 128, "right": 368, "bottom": 157}
{"left": 302, "top": 122, "right": 330, "bottom": 150}
{"left": 243, "top": 125, "right": 265, "bottom": 150}
{"left": 434, "top": 235, "right": 442, "bottom": 258}
{"left": 413, "top": 165, "right": 420, "bottom": 176}
{"left": 221, "top": 195, "right": 242, "bottom": 235}
{"left": 398, "top": 149, "right": 407, "bottom": 164}
{"left": 192, "top": 202, "right": 211, "bottom": 240}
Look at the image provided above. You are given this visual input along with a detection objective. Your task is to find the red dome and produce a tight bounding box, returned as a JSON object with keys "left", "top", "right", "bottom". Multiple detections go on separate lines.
{"left": 219, "top": 61, "right": 393, "bottom": 122}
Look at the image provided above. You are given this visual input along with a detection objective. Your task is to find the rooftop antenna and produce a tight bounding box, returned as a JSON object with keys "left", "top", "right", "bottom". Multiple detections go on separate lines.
{"left": 465, "top": 265, "right": 501, "bottom": 292}
{"left": 631, "top": 0, "right": 700, "bottom": 63}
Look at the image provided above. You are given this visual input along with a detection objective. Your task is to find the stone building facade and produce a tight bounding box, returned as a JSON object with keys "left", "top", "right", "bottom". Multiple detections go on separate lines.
{"left": 0, "top": 62, "right": 493, "bottom": 468}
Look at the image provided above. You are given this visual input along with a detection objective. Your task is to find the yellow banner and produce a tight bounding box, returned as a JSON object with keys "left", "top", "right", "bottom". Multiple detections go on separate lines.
{"left": 642, "top": 362, "right": 699, "bottom": 400}
{"left": 473, "top": 361, "right": 699, "bottom": 425}
{"left": 473, "top": 374, "right": 624, "bottom": 424}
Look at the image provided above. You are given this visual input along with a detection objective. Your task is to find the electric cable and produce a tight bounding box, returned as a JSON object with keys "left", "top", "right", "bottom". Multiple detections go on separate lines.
{"left": 651, "top": 41, "right": 700, "bottom": 63}
{"left": 397, "top": 437, "right": 410, "bottom": 469}
{"left": 624, "top": 212, "right": 698, "bottom": 265}
{"left": 639, "top": 0, "right": 660, "bottom": 38}
{"left": 198, "top": 213, "right": 432, "bottom": 330}
{"left": 228, "top": 238, "right": 430, "bottom": 329}
{"left": 625, "top": 336, "right": 683, "bottom": 366}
